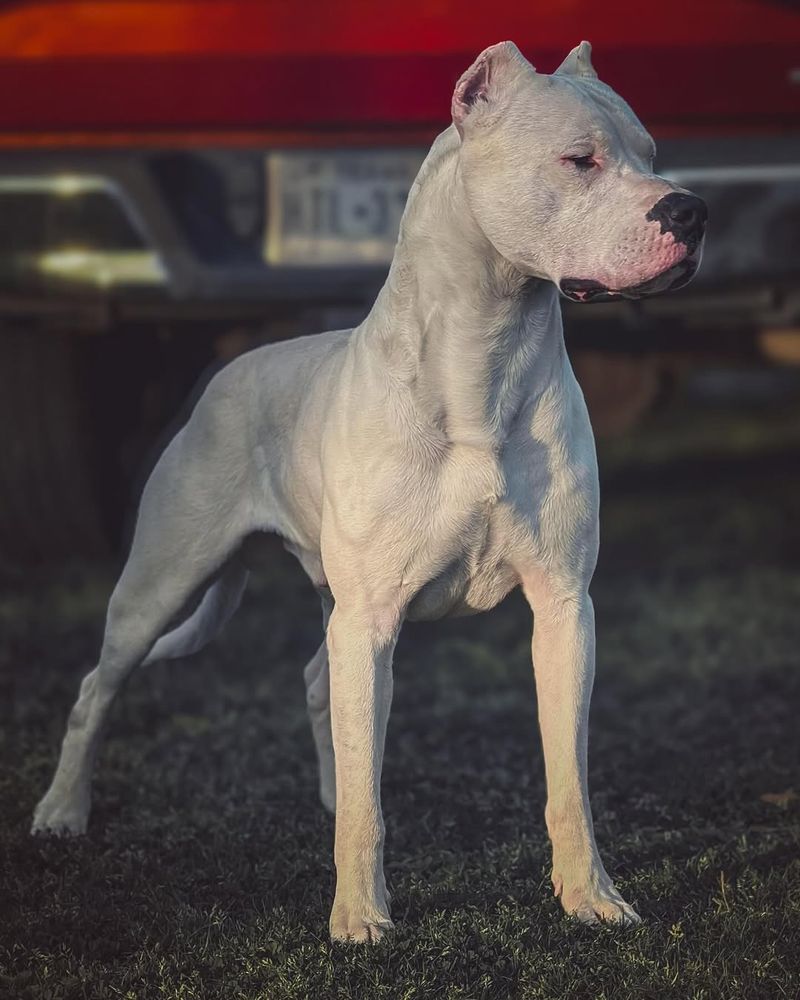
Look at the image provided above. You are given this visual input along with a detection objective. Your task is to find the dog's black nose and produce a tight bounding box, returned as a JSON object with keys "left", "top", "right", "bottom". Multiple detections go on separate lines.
{"left": 646, "top": 192, "right": 708, "bottom": 247}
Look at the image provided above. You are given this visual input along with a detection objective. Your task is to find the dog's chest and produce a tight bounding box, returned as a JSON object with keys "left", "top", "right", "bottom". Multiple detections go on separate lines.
{"left": 403, "top": 414, "right": 596, "bottom": 621}
{"left": 405, "top": 495, "right": 518, "bottom": 621}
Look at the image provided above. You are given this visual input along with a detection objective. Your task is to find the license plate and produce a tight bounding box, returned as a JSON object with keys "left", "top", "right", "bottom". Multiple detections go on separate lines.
{"left": 265, "top": 149, "right": 425, "bottom": 267}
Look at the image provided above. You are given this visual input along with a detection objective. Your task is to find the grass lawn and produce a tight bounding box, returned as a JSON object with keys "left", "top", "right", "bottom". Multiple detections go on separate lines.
{"left": 1, "top": 400, "right": 799, "bottom": 999}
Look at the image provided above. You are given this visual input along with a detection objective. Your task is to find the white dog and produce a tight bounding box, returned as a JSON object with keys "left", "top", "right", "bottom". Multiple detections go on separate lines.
{"left": 33, "top": 41, "right": 706, "bottom": 942}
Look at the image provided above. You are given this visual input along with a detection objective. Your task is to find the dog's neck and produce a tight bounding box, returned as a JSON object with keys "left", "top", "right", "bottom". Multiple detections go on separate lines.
{"left": 362, "top": 126, "right": 566, "bottom": 451}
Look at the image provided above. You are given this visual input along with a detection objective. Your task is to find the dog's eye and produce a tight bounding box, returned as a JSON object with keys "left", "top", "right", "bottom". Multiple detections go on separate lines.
{"left": 565, "top": 154, "right": 597, "bottom": 171}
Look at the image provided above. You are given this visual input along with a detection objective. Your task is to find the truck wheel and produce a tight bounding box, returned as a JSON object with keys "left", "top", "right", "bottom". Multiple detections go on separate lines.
{"left": 0, "top": 326, "right": 108, "bottom": 566}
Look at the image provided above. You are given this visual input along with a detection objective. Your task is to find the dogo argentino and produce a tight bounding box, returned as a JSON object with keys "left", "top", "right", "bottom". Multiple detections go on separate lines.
{"left": 33, "top": 41, "right": 707, "bottom": 942}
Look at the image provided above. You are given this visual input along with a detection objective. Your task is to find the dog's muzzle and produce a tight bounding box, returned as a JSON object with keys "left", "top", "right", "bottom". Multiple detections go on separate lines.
{"left": 560, "top": 256, "right": 700, "bottom": 303}
{"left": 560, "top": 190, "right": 707, "bottom": 304}
{"left": 646, "top": 192, "right": 708, "bottom": 255}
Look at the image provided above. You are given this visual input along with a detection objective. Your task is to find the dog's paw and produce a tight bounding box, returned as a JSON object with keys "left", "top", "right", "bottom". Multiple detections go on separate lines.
{"left": 330, "top": 915, "right": 394, "bottom": 944}
{"left": 555, "top": 872, "right": 640, "bottom": 926}
{"left": 31, "top": 794, "right": 89, "bottom": 837}
{"left": 329, "top": 898, "right": 393, "bottom": 944}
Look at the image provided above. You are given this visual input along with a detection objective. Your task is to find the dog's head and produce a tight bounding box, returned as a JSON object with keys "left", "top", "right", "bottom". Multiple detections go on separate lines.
{"left": 452, "top": 41, "right": 706, "bottom": 301}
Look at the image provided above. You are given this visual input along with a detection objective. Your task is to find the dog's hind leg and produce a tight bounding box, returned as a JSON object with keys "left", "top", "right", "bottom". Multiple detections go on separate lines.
{"left": 142, "top": 556, "right": 248, "bottom": 665}
{"left": 304, "top": 591, "right": 335, "bottom": 813}
{"left": 32, "top": 420, "right": 251, "bottom": 836}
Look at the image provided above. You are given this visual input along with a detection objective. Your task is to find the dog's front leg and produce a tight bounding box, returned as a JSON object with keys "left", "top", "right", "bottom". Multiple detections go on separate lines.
{"left": 524, "top": 583, "right": 640, "bottom": 925}
{"left": 326, "top": 604, "right": 397, "bottom": 943}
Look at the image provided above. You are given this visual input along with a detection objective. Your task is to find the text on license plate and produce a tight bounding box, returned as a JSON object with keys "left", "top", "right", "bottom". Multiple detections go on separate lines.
{"left": 265, "top": 149, "right": 426, "bottom": 267}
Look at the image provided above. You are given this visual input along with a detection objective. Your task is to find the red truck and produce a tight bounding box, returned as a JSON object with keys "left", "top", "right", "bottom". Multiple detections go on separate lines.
{"left": 1, "top": 0, "right": 799, "bottom": 560}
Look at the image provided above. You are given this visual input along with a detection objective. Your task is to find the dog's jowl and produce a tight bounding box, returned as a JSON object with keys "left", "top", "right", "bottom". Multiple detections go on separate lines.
{"left": 33, "top": 41, "right": 706, "bottom": 942}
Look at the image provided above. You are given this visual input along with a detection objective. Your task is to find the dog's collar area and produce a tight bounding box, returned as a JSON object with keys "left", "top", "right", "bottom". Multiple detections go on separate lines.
{"left": 560, "top": 257, "right": 698, "bottom": 303}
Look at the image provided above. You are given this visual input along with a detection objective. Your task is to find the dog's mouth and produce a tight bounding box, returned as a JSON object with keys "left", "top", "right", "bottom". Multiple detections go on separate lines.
{"left": 560, "top": 256, "right": 699, "bottom": 304}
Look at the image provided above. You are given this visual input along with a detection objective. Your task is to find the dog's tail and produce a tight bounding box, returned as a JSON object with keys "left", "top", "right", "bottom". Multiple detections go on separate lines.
{"left": 142, "top": 557, "right": 248, "bottom": 666}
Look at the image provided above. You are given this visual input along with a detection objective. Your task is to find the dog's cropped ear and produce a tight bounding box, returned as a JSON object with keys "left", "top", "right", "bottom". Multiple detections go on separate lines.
{"left": 452, "top": 41, "right": 532, "bottom": 138}
{"left": 554, "top": 40, "right": 598, "bottom": 79}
